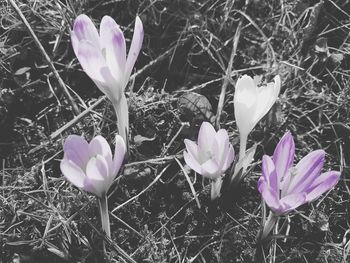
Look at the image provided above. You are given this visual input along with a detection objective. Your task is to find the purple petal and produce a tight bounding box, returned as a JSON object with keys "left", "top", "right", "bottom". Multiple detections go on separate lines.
{"left": 305, "top": 171, "right": 340, "bottom": 202}
{"left": 72, "top": 14, "right": 100, "bottom": 52}
{"left": 184, "top": 139, "right": 200, "bottom": 162}
{"left": 184, "top": 151, "right": 202, "bottom": 175}
{"left": 89, "top": 135, "right": 113, "bottom": 170}
{"left": 60, "top": 159, "right": 85, "bottom": 188}
{"left": 198, "top": 122, "right": 216, "bottom": 156}
{"left": 262, "top": 155, "right": 279, "bottom": 194}
{"left": 260, "top": 185, "right": 281, "bottom": 213}
{"left": 273, "top": 131, "right": 295, "bottom": 187}
{"left": 100, "top": 16, "right": 126, "bottom": 83}
{"left": 279, "top": 192, "right": 306, "bottom": 214}
{"left": 286, "top": 150, "right": 325, "bottom": 194}
{"left": 125, "top": 16, "right": 144, "bottom": 81}
{"left": 63, "top": 135, "right": 90, "bottom": 169}
{"left": 113, "top": 134, "right": 126, "bottom": 175}
{"left": 201, "top": 158, "right": 220, "bottom": 179}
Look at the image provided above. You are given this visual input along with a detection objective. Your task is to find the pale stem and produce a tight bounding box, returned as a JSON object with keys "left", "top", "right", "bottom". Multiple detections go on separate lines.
{"left": 260, "top": 211, "right": 278, "bottom": 241}
{"left": 113, "top": 94, "right": 129, "bottom": 157}
{"left": 239, "top": 132, "right": 248, "bottom": 161}
{"left": 98, "top": 194, "right": 111, "bottom": 238}
{"left": 210, "top": 178, "right": 222, "bottom": 200}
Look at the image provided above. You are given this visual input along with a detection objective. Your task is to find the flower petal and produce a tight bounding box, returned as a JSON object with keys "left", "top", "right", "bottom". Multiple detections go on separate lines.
{"left": 125, "top": 16, "right": 144, "bottom": 82}
{"left": 184, "top": 139, "right": 200, "bottom": 162}
{"left": 113, "top": 134, "right": 126, "bottom": 176}
{"left": 60, "top": 159, "right": 85, "bottom": 188}
{"left": 76, "top": 40, "right": 119, "bottom": 101}
{"left": 100, "top": 16, "right": 126, "bottom": 83}
{"left": 287, "top": 150, "right": 325, "bottom": 194}
{"left": 305, "top": 171, "right": 340, "bottom": 202}
{"left": 89, "top": 135, "right": 113, "bottom": 170}
{"left": 261, "top": 185, "right": 281, "bottom": 213}
{"left": 85, "top": 155, "right": 110, "bottom": 197}
{"left": 214, "top": 129, "right": 230, "bottom": 167}
{"left": 253, "top": 75, "right": 280, "bottom": 125}
{"left": 262, "top": 155, "right": 279, "bottom": 194}
{"left": 234, "top": 75, "right": 258, "bottom": 136}
{"left": 222, "top": 145, "right": 235, "bottom": 172}
{"left": 63, "top": 135, "right": 90, "bottom": 169}
{"left": 198, "top": 122, "right": 217, "bottom": 157}
{"left": 279, "top": 192, "right": 306, "bottom": 214}
{"left": 201, "top": 158, "right": 220, "bottom": 179}
{"left": 72, "top": 14, "right": 100, "bottom": 52}
{"left": 184, "top": 151, "right": 202, "bottom": 175}
{"left": 273, "top": 131, "right": 295, "bottom": 187}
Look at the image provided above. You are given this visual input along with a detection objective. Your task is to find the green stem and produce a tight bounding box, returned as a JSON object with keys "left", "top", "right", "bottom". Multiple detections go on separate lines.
{"left": 239, "top": 133, "right": 248, "bottom": 161}
{"left": 210, "top": 178, "right": 222, "bottom": 200}
{"left": 98, "top": 194, "right": 111, "bottom": 238}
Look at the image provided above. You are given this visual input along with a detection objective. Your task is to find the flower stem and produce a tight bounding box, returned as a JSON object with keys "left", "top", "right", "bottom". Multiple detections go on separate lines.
{"left": 113, "top": 94, "right": 129, "bottom": 158}
{"left": 260, "top": 211, "right": 278, "bottom": 241}
{"left": 210, "top": 178, "right": 222, "bottom": 200}
{"left": 98, "top": 194, "right": 111, "bottom": 238}
{"left": 239, "top": 133, "right": 248, "bottom": 161}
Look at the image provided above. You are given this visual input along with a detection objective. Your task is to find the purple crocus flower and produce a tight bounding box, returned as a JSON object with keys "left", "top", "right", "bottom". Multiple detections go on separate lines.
{"left": 184, "top": 122, "right": 235, "bottom": 199}
{"left": 60, "top": 134, "right": 126, "bottom": 198}
{"left": 71, "top": 15, "right": 144, "bottom": 150}
{"left": 258, "top": 132, "right": 340, "bottom": 215}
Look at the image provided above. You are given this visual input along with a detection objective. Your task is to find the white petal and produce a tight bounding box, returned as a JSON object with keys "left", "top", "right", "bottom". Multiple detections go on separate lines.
{"left": 125, "top": 16, "right": 144, "bottom": 83}
{"left": 60, "top": 159, "right": 85, "bottom": 188}
{"left": 113, "top": 134, "right": 126, "bottom": 175}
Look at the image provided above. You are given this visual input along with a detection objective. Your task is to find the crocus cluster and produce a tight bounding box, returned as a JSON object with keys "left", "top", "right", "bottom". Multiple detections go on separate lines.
{"left": 71, "top": 15, "right": 144, "bottom": 151}
{"left": 184, "top": 122, "right": 235, "bottom": 199}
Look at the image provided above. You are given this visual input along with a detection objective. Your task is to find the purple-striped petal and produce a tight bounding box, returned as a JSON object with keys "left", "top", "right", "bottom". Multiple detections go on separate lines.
{"left": 125, "top": 16, "right": 144, "bottom": 82}
{"left": 305, "top": 171, "right": 340, "bottom": 202}
{"left": 286, "top": 150, "right": 325, "bottom": 194}
{"left": 60, "top": 159, "right": 85, "bottom": 188}
{"left": 63, "top": 135, "right": 90, "bottom": 169}
{"left": 72, "top": 14, "right": 100, "bottom": 52}
{"left": 279, "top": 192, "right": 306, "bottom": 213}
{"left": 273, "top": 131, "right": 295, "bottom": 187}
{"left": 262, "top": 155, "right": 279, "bottom": 194}
{"left": 100, "top": 16, "right": 126, "bottom": 83}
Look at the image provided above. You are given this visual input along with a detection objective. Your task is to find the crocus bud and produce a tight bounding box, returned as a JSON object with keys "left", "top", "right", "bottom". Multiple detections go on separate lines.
{"left": 60, "top": 134, "right": 126, "bottom": 198}
{"left": 184, "top": 122, "right": 235, "bottom": 199}
{"left": 71, "top": 15, "right": 144, "bottom": 151}
{"left": 234, "top": 75, "right": 281, "bottom": 160}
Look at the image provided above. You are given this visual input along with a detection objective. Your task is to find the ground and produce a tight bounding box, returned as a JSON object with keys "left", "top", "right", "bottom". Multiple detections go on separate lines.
{"left": 1, "top": 0, "right": 350, "bottom": 262}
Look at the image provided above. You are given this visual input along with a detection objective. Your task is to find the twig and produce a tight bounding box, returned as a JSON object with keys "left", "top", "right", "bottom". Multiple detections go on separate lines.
{"left": 8, "top": 0, "right": 80, "bottom": 115}
{"left": 215, "top": 5, "right": 245, "bottom": 129}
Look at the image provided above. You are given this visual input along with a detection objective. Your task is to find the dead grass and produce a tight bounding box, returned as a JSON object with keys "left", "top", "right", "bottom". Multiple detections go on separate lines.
{"left": 1, "top": 0, "right": 350, "bottom": 262}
